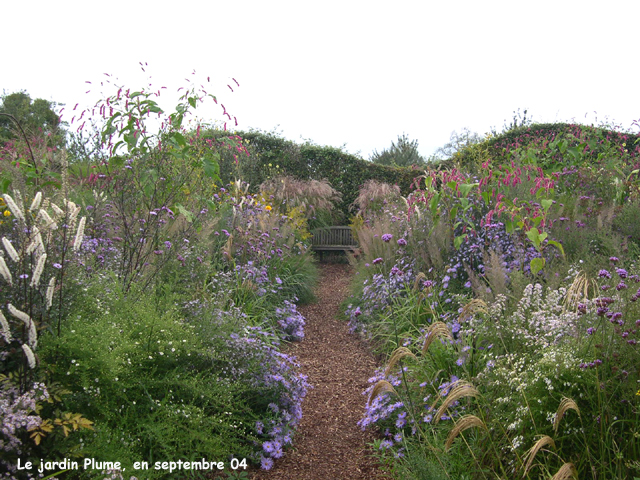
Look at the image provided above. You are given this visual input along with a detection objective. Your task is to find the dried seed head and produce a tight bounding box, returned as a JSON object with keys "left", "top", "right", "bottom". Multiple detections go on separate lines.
{"left": 422, "top": 322, "right": 453, "bottom": 354}
{"left": 445, "top": 415, "right": 487, "bottom": 451}
{"left": 551, "top": 463, "right": 577, "bottom": 480}
{"left": 434, "top": 380, "right": 481, "bottom": 424}
{"left": 385, "top": 347, "right": 417, "bottom": 377}
{"left": 554, "top": 397, "right": 580, "bottom": 433}
{"left": 523, "top": 435, "right": 556, "bottom": 477}
{"left": 368, "top": 380, "right": 398, "bottom": 406}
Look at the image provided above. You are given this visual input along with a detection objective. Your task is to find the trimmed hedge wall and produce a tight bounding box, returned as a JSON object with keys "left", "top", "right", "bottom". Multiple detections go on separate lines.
{"left": 203, "top": 129, "right": 422, "bottom": 220}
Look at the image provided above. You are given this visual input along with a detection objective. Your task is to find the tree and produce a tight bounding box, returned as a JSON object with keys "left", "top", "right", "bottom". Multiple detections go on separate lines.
{"left": 0, "top": 91, "right": 66, "bottom": 149}
{"left": 370, "top": 133, "right": 425, "bottom": 167}
{"left": 432, "top": 127, "right": 483, "bottom": 160}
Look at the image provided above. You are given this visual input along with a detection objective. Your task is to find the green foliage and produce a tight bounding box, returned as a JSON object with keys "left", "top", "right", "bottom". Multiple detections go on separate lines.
{"left": 0, "top": 91, "right": 66, "bottom": 149}
{"left": 39, "top": 280, "right": 259, "bottom": 478}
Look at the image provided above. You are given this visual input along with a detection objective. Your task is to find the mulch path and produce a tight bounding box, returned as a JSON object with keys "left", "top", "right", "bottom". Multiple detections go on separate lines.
{"left": 250, "top": 263, "right": 386, "bottom": 480}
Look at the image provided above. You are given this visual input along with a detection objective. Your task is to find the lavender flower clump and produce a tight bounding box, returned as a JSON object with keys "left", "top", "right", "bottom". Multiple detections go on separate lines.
{"left": 0, "top": 383, "right": 49, "bottom": 476}
{"left": 275, "top": 299, "right": 306, "bottom": 341}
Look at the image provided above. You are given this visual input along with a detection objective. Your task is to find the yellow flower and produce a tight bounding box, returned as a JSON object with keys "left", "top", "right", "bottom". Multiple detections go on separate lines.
{"left": 265, "top": 205, "right": 272, "bottom": 212}
{"left": 3, "top": 210, "right": 10, "bottom": 217}
{"left": 636, "top": 389, "right": 640, "bottom": 396}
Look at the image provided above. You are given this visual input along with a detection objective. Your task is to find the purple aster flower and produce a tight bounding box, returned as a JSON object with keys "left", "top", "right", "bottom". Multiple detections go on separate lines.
{"left": 587, "top": 327, "right": 595, "bottom": 335}
{"left": 261, "top": 457, "right": 274, "bottom": 470}
{"left": 397, "top": 238, "right": 407, "bottom": 246}
{"left": 379, "top": 439, "right": 393, "bottom": 450}
{"left": 381, "top": 234, "right": 393, "bottom": 242}
{"left": 616, "top": 268, "right": 628, "bottom": 279}
{"left": 373, "top": 257, "right": 383, "bottom": 265}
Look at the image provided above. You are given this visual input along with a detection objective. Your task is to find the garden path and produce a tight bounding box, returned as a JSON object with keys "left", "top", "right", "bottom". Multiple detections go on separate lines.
{"left": 250, "top": 263, "right": 386, "bottom": 480}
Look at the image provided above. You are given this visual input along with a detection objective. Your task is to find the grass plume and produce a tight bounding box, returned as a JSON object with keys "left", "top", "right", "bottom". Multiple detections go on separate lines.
{"left": 445, "top": 415, "right": 487, "bottom": 451}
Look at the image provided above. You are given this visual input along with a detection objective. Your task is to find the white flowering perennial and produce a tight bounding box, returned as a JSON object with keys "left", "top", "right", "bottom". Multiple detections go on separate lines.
{"left": 0, "top": 255, "right": 12, "bottom": 285}
{"left": 22, "top": 344, "right": 36, "bottom": 369}
{"left": 29, "top": 192, "right": 42, "bottom": 212}
{"left": 73, "top": 216, "right": 86, "bottom": 252}
{"left": 25, "top": 227, "right": 41, "bottom": 255}
{"left": 8, "top": 304, "right": 37, "bottom": 348}
{"left": 37, "top": 208, "right": 57, "bottom": 230}
{"left": 2, "top": 193, "right": 25, "bottom": 223}
{"left": 8, "top": 303, "right": 31, "bottom": 325}
{"left": 2, "top": 237, "right": 20, "bottom": 262}
{"left": 0, "top": 310, "right": 11, "bottom": 343}
{"left": 46, "top": 276, "right": 56, "bottom": 309}
{"left": 50, "top": 202, "right": 64, "bottom": 219}
{"left": 30, "top": 253, "right": 47, "bottom": 288}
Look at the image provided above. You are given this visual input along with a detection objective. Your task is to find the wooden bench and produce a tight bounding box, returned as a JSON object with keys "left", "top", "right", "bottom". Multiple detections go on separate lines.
{"left": 311, "top": 226, "right": 359, "bottom": 261}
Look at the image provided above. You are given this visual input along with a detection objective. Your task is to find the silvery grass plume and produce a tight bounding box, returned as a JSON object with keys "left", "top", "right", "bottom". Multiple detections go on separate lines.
{"left": 0, "top": 255, "right": 12, "bottom": 285}
{"left": 0, "top": 310, "right": 12, "bottom": 343}
{"left": 29, "top": 192, "right": 42, "bottom": 212}
{"left": 30, "top": 253, "right": 47, "bottom": 288}
{"left": 2, "top": 237, "right": 20, "bottom": 262}
{"left": 46, "top": 277, "right": 56, "bottom": 309}
{"left": 2, "top": 193, "right": 25, "bottom": 223}
{"left": 22, "top": 344, "right": 36, "bottom": 369}
{"left": 8, "top": 304, "right": 37, "bottom": 348}
{"left": 73, "top": 216, "right": 86, "bottom": 252}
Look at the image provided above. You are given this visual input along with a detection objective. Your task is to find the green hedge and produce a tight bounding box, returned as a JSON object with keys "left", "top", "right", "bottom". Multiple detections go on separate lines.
{"left": 447, "top": 122, "right": 640, "bottom": 173}
{"left": 203, "top": 129, "right": 422, "bottom": 219}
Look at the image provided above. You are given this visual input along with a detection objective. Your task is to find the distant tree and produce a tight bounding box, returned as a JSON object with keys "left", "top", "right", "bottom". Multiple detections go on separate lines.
{"left": 370, "top": 133, "right": 425, "bottom": 167}
{"left": 432, "top": 127, "right": 484, "bottom": 160}
{"left": 0, "top": 91, "right": 66, "bottom": 149}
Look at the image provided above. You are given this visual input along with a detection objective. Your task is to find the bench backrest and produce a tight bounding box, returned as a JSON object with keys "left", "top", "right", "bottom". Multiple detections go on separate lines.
{"left": 312, "top": 226, "right": 358, "bottom": 247}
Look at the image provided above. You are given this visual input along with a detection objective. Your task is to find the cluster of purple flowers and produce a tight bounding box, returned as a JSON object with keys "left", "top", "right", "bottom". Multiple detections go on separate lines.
{"left": 345, "top": 259, "right": 416, "bottom": 333}
{"left": 222, "top": 328, "right": 309, "bottom": 470}
{"left": 274, "top": 299, "right": 306, "bottom": 341}
{"left": 0, "top": 383, "right": 49, "bottom": 476}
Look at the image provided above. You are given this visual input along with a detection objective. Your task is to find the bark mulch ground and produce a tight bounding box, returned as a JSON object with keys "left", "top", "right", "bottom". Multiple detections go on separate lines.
{"left": 250, "top": 263, "right": 387, "bottom": 480}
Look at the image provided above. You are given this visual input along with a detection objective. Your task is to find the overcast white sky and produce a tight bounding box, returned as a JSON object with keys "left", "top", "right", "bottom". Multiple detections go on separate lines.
{"left": 2, "top": 1, "right": 638, "bottom": 160}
